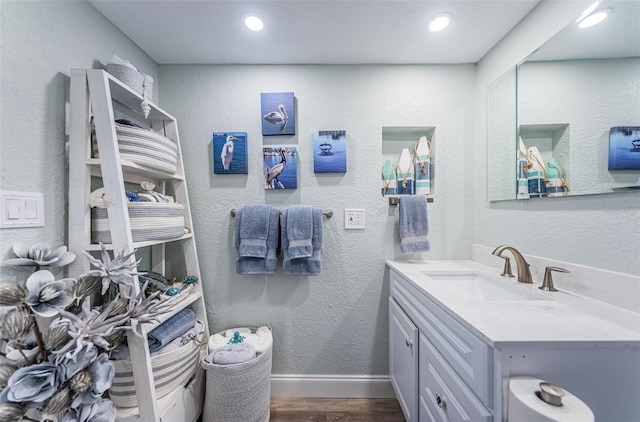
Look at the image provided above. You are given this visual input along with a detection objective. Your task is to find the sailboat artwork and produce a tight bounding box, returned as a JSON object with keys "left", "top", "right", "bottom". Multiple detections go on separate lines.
{"left": 212, "top": 132, "right": 248, "bottom": 174}
{"left": 313, "top": 130, "right": 347, "bottom": 173}
{"left": 608, "top": 126, "right": 640, "bottom": 170}
{"left": 261, "top": 92, "right": 296, "bottom": 136}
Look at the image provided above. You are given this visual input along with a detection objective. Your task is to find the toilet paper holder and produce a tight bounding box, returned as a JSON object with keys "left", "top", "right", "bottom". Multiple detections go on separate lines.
{"left": 537, "top": 382, "right": 565, "bottom": 406}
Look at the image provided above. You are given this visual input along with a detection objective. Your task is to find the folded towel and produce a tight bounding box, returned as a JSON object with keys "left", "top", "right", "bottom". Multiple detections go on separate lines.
{"left": 235, "top": 206, "right": 279, "bottom": 274}
{"left": 399, "top": 195, "right": 430, "bottom": 254}
{"left": 287, "top": 205, "right": 314, "bottom": 258}
{"left": 150, "top": 320, "right": 202, "bottom": 357}
{"left": 147, "top": 308, "right": 196, "bottom": 353}
{"left": 208, "top": 326, "right": 273, "bottom": 355}
{"left": 238, "top": 205, "right": 273, "bottom": 258}
{"left": 205, "top": 343, "right": 256, "bottom": 365}
{"left": 281, "top": 207, "right": 323, "bottom": 276}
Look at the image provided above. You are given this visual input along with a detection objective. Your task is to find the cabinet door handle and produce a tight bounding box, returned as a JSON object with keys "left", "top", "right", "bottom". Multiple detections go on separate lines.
{"left": 405, "top": 338, "right": 413, "bottom": 347}
{"left": 436, "top": 393, "right": 446, "bottom": 410}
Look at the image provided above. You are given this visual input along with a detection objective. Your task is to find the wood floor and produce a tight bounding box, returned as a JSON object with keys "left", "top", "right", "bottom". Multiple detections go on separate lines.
{"left": 270, "top": 397, "right": 406, "bottom": 422}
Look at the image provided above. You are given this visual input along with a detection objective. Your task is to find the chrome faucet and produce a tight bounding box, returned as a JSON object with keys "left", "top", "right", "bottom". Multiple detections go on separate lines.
{"left": 491, "top": 245, "right": 533, "bottom": 283}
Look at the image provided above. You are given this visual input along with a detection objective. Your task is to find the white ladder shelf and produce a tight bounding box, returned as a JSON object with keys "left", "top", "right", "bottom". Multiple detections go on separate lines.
{"left": 68, "top": 69, "right": 209, "bottom": 422}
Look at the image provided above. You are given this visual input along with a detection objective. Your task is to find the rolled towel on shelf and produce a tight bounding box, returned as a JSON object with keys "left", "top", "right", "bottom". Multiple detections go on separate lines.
{"left": 281, "top": 207, "right": 323, "bottom": 276}
{"left": 399, "top": 195, "right": 430, "bottom": 254}
{"left": 205, "top": 343, "right": 256, "bottom": 366}
{"left": 150, "top": 320, "right": 203, "bottom": 357}
{"left": 235, "top": 206, "right": 280, "bottom": 275}
{"left": 147, "top": 308, "right": 197, "bottom": 353}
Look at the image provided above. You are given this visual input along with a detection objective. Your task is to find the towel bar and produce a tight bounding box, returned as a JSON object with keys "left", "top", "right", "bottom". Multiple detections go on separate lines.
{"left": 230, "top": 208, "right": 333, "bottom": 218}
{"left": 388, "top": 196, "right": 433, "bottom": 205}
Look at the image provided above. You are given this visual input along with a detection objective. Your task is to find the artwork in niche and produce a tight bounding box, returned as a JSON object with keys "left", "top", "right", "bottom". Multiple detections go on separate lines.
{"left": 261, "top": 92, "right": 295, "bottom": 136}
{"left": 263, "top": 146, "right": 297, "bottom": 189}
{"left": 213, "top": 132, "right": 248, "bottom": 174}
{"left": 608, "top": 126, "right": 640, "bottom": 170}
{"left": 313, "top": 130, "right": 347, "bottom": 173}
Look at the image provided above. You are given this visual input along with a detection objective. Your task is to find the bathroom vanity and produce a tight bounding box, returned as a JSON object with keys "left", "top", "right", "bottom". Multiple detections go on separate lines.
{"left": 387, "top": 260, "right": 640, "bottom": 421}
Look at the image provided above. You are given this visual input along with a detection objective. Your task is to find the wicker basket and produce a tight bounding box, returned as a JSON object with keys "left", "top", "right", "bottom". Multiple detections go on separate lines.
{"left": 202, "top": 327, "right": 273, "bottom": 422}
{"left": 109, "top": 321, "right": 205, "bottom": 408}
{"left": 91, "top": 202, "right": 185, "bottom": 244}
{"left": 92, "top": 123, "right": 178, "bottom": 174}
{"left": 106, "top": 63, "right": 153, "bottom": 100}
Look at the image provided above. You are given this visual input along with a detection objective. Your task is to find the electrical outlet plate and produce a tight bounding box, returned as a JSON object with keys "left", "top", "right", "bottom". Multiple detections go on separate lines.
{"left": 345, "top": 208, "right": 365, "bottom": 229}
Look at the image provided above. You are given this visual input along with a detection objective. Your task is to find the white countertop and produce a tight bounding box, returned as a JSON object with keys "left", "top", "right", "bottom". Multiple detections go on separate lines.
{"left": 387, "top": 260, "right": 640, "bottom": 347}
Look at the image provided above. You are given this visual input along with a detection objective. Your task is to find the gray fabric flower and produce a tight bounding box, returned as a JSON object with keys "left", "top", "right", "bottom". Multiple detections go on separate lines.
{"left": 71, "top": 353, "right": 114, "bottom": 408}
{"left": 0, "top": 363, "right": 18, "bottom": 390}
{"left": 1, "top": 306, "right": 34, "bottom": 340}
{"left": 0, "top": 362, "right": 58, "bottom": 405}
{"left": 58, "top": 344, "right": 98, "bottom": 382}
{"left": 0, "top": 281, "right": 28, "bottom": 306}
{"left": 43, "top": 386, "right": 73, "bottom": 416}
{"left": 61, "top": 398, "right": 115, "bottom": 422}
{"left": 0, "top": 402, "right": 26, "bottom": 422}
{"left": 25, "top": 270, "right": 75, "bottom": 317}
{"left": 50, "top": 297, "right": 129, "bottom": 363}
{"left": 81, "top": 244, "right": 140, "bottom": 295}
{"left": 126, "top": 281, "right": 173, "bottom": 337}
{"left": 3, "top": 243, "right": 76, "bottom": 269}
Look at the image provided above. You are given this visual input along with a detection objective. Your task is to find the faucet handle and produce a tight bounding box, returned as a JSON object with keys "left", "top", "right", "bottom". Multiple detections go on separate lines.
{"left": 497, "top": 255, "right": 515, "bottom": 278}
{"left": 539, "top": 266, "right": 570, "bottom": 291}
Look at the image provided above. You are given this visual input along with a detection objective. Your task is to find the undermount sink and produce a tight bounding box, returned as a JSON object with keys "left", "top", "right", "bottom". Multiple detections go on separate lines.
{"left": 421, "top": 271, "right": 544, "bottom": 301}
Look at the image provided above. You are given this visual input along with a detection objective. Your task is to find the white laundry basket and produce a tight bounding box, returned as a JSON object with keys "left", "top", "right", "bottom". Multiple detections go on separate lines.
{"left": 202, "top": 327, "right": 272, "bottom": 422}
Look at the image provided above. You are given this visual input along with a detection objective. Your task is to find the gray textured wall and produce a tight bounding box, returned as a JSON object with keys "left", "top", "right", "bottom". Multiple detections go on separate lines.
{"left": 158, "top": 64, "right": 476, "bottom": 374}
{"left": 0, "top": 1, "right": 158, "bottom": 278}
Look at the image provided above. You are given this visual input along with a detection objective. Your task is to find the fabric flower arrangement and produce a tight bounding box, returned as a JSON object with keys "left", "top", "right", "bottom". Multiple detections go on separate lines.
{"left": 0, "top": 242, "right": 171, "bottom": 422}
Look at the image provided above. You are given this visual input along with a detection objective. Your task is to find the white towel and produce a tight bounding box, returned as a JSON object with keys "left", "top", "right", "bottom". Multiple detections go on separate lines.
{"left": 208, "top": 326, "right": 273, "bottom": 355}
{"left": 205, "top": 343, "right": 256, "bottom": 365}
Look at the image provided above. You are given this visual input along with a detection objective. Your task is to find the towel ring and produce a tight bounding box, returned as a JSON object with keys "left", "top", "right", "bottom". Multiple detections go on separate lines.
{"left": 230, "top": 208, "right": 333, "bottom": 218}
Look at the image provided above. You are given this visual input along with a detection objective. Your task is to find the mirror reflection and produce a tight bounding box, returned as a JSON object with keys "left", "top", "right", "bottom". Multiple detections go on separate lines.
{"left": 488, "top": 0, "right": 640, "bottom": 201}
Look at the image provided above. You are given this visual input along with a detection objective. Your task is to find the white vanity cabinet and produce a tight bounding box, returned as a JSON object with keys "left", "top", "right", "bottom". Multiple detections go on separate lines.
{"left": 388, "top": 260, "right": 640, "bottom": 422}
{"left": 390, "top": 269, "right": 493, "bottom": 421}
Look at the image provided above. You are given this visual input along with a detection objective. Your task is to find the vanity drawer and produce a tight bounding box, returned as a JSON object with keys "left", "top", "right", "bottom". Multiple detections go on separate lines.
{"left": 420, "top": 334, "right": 492, "bottom": 422}
{"left": 391, "top": 270, "right": 492, "bottom": 406}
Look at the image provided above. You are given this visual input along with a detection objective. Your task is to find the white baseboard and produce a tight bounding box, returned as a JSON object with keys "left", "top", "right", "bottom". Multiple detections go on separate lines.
{"left": 270, "top": 374, "right": 396, "bottom": 398}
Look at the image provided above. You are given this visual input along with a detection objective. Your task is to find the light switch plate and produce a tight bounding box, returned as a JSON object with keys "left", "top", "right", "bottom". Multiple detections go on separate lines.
{"left": 1, "top": 191, "right": 45, "bottom": 228}
{"left": 345, "top": 208, "right": 365, "bottom": 229}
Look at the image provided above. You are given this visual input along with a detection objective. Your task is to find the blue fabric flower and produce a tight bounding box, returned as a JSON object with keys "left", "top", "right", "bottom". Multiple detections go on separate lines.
{"left": 0, "top": 362, "right": 58, "bottom": 405}
{"left": 25, "top": 270, "right": 74, "bottom": 317}
{"left": 71, "top": 353, "right": 114, "bottom": 408}
{"left": 59, "top": 344, "right": 98, "bottom": 383}
{"left": 62, "top": 398, "right": 115, "bottom": 422}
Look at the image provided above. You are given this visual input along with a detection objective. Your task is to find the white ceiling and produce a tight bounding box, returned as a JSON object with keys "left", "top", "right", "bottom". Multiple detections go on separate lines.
{"left": 88, "top": 0, "right": 540, "bottom": 65}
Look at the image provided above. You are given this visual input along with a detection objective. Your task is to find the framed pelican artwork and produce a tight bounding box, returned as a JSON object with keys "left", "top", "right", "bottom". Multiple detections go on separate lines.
{"left": 263, "top": 146, "right": 297, "bottom": 189}
{"left": 313, "top": 130, "right": 347, "bottom": 173}
{"left": 213, "top": 132, "right": 248, "bottom": 174}
{"left": 261, "top": 92, "right": 295, "bottom": 136}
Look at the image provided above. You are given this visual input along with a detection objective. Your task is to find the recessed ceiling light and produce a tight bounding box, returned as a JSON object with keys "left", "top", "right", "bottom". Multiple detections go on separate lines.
{"left": 578, "top": 7, "right": 612, "bottom": 28}
{"left": 576, "top": 1, "right": 602, "bottom": 23}
{"left": 244, "top": 15, "right": 264, "bottom": 31}
{"left": 428, "top": 13, "right": 453, "bottom": 32}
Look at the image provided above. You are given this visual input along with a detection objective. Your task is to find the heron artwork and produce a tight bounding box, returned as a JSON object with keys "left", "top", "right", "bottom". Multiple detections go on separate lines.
{"left": 221, "top": 135, "right": 240, "bottom": 170}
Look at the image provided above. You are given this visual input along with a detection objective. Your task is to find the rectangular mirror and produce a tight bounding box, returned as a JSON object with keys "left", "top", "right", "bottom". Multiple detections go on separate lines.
{"left": 487, "top": 0, "right": 640, "bottom": 201}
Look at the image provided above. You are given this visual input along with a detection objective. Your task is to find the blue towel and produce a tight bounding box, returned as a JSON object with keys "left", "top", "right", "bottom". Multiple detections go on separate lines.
{"left": 238, "top": 205, "right": 273, "bottom": 257}
{"left": 287, "top": 205, "right": 314, "bottom": 258}
{"left": 205, "top": 343, "right": 256, "bottom": 365}
{"left": 399, "top": 195, "right": 430, "bottom": 254}
{"left": 281, "top": 207, "right": 323, "bottom": 276}
{"left": 147, "top": 308, "right": 196, "bottom": 353}
{"left": 235, "top": 206, "right": 279, "bottom": 274}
